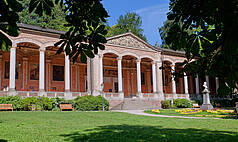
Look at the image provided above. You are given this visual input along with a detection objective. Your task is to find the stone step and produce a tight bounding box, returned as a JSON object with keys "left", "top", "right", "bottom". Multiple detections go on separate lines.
{"left": 121, "top": 99, "right": 161, "bottom": 110}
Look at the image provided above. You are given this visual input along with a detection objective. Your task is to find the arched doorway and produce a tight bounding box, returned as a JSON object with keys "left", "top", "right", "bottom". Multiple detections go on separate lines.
{"left": 122, "top": 55, "right": 137, "bottom": 97}
{"left": 141, "top": 57, "right": 153, "bottom": 93}
{"left": 102, "top": 53, "right": 118, "bottom": 93}
{"left": 175, "top": 63, "right": 184, "bottom": 94}
{"left": 162, "top": 61, "right": 172, "bottom": 94}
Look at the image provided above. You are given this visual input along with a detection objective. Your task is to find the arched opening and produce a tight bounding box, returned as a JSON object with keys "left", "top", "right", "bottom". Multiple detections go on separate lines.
{"left": 102, "top": 53, "right": 118, "bottom": 93}
{"left": 175, "top": 63, "right": 184, "bottom": 94}
{"left": 46, "top": 46, "right": 65, "bottom": 92}
{"left": 16, "top": 42, "right": 40, "bottom": 91}
{"left": 187, "top": 73, "right": 196, "bottom": 94}
{"left": 162, "top": 61, "right": 172, "bottom": 94}
{"left": 122, "top": 55, "right": 137, "bottom": 97}
{"left": 141, "top": 57, "right": 153, "bottom": 93}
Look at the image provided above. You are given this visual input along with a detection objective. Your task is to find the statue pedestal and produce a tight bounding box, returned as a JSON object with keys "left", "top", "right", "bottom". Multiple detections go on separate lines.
{"left": 201, "top": 104, "right": 213, "bottom": 110}
{"left": 201, "top": 82, "right": 213, "bottom": 110}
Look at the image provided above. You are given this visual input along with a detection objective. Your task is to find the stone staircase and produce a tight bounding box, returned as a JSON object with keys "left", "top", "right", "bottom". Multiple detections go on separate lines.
{"left": 110, "top": 97, "right": 161, "bottom": 110}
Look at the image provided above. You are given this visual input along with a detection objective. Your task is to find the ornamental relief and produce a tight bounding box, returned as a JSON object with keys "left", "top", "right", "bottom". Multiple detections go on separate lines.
{"left": 107, "top": 35, "right": 148, "bottom": 49}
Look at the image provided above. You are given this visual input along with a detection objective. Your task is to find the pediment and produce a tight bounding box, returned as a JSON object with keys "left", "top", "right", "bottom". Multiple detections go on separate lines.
{"left": 106, "top": 33, "right": 156, "bottom": 51}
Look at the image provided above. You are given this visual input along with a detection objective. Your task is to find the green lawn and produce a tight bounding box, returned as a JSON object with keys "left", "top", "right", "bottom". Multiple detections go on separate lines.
{"left": 145, "top": 109, "right": 237, "bottom": 119}
{"left": 0, "top": 111, "right": 238, "bottom": 142}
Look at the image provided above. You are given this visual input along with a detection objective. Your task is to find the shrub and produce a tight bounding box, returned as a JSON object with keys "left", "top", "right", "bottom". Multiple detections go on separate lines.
{"left": 74, "top": 95, "right": 109, "bottom": 111}
{"left": 161, "top": 100, "right": 171, "bottom": 109}
{"left": 174, "top": 99, "right": 193, "bottom": 108}
{"left": 0, "top": 96, "right": 23, "bottom": 110}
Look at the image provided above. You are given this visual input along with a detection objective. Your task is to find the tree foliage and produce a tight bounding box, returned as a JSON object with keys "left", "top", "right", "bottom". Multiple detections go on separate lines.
{"left": 165, "top": 0, "right": 238, "bottom": 95}
{"left": 18, "top": 0, "right": 68, "bottom": 31}
{"left": 107, "top": 12, "right": 147, "bottom": 41}
{"left": 0, "top": 0, "right": 109, "bottom": 63}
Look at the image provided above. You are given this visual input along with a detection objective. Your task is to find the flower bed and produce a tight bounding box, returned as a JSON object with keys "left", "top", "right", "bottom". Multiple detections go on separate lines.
{"left": 145, "top": 108, "right": 236, "bottom": 119}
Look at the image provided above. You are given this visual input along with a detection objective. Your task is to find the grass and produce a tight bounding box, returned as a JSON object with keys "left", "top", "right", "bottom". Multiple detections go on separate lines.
{"left": 145, "top": 109, "right": 237, "bottom": 119}
{"left": 0, "top": 111, "right": 238, "bottom": 142}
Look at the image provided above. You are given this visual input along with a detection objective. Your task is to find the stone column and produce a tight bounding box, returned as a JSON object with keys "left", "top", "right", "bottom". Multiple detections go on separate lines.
{"left": 156, "top": 61, "right": 163, "bottom": 99}
{"left": 22, "top": 58, "right": 28, "bottom": 90}
{"left": 65, "top": 55, "right": 70, "bottom": 92}
{"left": 205, "top": 75, "right": 210, "bottom": 89}
{"left": 9, "top": 47, "right": 16, "bottom": 91}
{"left": 99, "top": 54, "right": 103, "bottom": 91}
{"left": 195, "top": 75, "right": 200, "bottom": 94}
{"left": 117, "top": 56, "right": 124, "bottom": 98}
{"left": 87, "top": 58, "right": 91, "bottom": 93}
{"left": 215, "top": 77, "right": 219, "bottom": 94}
{"left": 136, "top": 59, "right": 142, "bottom": 97}
{"left": 184, "top": 73, "right": 189, "bottom": 94}
{"left": 0, "top": 55, "right": 2, "bottom": 90}
{"left": 39, "top": 49, "right": 45, "bottom": 92}
{"left": 171, "top": 63, "right": 176, "bottom": 96}
{"left": 152, "top": 61, "right": 157, "bottom": 93}
{"left": 46, "top": 59, "right": 51, "bottom": 91}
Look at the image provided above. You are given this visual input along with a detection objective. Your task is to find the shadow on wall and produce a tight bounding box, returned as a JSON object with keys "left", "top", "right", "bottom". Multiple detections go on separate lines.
{"left": 60, "top": 125, "right": 238, "bottom": 142}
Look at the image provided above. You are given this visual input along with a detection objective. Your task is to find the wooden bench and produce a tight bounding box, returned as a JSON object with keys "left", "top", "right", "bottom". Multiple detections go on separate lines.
{"left": 59, "top": 104, "right": 74, "bottom": 111}
{"left": 235, "top": 102, "right": 238, "bottom": 119}
{"left": 0, "top": 104, "right": 13, "bottom": 111}
{"left": 192, "top": 103, "right": 200, "bottom": 108}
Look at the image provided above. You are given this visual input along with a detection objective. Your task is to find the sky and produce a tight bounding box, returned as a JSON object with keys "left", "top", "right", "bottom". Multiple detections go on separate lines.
{"left": 102, "top": 0, "right": 170, "bottom": 46}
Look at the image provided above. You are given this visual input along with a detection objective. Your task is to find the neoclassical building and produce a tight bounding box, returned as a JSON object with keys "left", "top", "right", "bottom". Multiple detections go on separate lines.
{"left": 0, "top": 24, "right": 219, "bottom": 108}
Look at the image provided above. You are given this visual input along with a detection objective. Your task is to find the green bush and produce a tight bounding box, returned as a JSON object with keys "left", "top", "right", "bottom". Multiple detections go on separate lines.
{"left": 161, "top": 100, "right": 171, "bottom": 109}
{"left": 174, "top": 99, "right": 193, "bottom": 108}
{"left": 0, "top": 96, "right": 23, "bottom": 110}
{"left": 74, "top": 95, "right": 109, "bottom": 111}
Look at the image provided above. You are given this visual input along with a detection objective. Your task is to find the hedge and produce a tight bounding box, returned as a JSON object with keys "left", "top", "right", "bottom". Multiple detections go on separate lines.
{"left": 0, "top": 95, "right": 109, "bottom": 111}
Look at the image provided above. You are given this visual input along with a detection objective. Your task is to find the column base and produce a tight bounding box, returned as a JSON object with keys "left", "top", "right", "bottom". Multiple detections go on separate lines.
{"left": 173, "top": 93, "right": 178, "bottom": 99}
{"left": 137, "top": 92, "right": 143, "bottom": 98}
{"left": 64, "top": 91, "right": 72, "bottom": 100}
{"left": 8, "top": 88, "right": 16, "bottom": 96}
{"left": 9, "top": 88, "right": 15, "bottom": 92}
{"left": 39, "top": 90, "right": 45, "bottom": 97}
{"left": 118, "top": 91, "right": 124, "bottom": 99}
{"left": 201, "top": 104, "right": 213, "bottom": 110}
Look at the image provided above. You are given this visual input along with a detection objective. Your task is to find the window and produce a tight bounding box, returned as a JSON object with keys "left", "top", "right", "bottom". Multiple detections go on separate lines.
{"left": 141, "top": 72, "right": 145, "bottom": 85}
{"left": 114, "top": 82, "right": 118, "bottom": 93}
{"left": 30, "top": 64, "right": 39, "bottom": 80}
{"left": 53, "top": 65, "right": 64, "bottom": 81}
{"left": 4, "top": 61, "right": 9, "bottom": 79}
{"left": 4, "top": 61, "right": 18, "bottom": 79}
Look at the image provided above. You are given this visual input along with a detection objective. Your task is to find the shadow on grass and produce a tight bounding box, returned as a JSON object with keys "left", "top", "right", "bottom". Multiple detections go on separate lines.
{"left": 0, "top": 139, "right": 7, "bottom": 142}
{"left": 60, "top": 125, "right": 238, "bottom": 142}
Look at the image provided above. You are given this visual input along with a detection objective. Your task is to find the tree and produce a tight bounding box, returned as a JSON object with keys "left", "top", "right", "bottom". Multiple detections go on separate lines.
{"left": 159, "top": 20, "right": 173, "bottom": 49}
{"left": 18, "top": 0, "right": 68, "bottom": 31}
{"left": 164, "top": 0, "right": 238, "bottom": 96}
{"left": 106, "top": 12, "right": 147, "bottom": 41}
{"left": 0, "top": 0, "right": 109, "bottom": 62}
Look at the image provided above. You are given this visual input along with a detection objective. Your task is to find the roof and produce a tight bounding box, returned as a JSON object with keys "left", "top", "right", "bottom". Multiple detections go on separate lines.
{"left": 17, "top": 23, "right": 186, "bottom": 56}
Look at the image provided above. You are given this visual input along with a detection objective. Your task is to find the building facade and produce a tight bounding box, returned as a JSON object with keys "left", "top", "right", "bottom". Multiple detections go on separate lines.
{"left": 0, "top": 24, "right": 219, "bottom": 108}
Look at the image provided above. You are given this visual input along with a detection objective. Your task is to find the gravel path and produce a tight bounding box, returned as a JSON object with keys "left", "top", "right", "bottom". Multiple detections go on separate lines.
{"left": 112, "top": 110, "right": 220, "bottom": 119}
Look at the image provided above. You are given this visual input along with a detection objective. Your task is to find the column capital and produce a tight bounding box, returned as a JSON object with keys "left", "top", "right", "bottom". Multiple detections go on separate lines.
{"left": 171, "top": 62, "right": 175, "bottom": 67}
{"left": 151, "top": 61, "right": 156, "bottom": 65}
{"left": 117, "top": 56, "right": 122, "bottom": 60}
{"left": 98, "top": 54, "right": 103, "bottom": 58}
{"left": 136, "top": 59, "right": 141, "bottom": 63}
{"left": 23, "top": 57, "right": 28, "bottom": 61}
{"left": 39, "top": 48, "right": 45, "bottom": 52}
{"left": 46, "top": 59, "right": 51, "bottom": 63}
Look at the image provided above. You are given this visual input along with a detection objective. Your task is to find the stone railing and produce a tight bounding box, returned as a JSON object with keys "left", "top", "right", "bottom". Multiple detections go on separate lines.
{"left": 104, "top": 93, "right": 120, "bottom": 99}
{"left": 142, "top": 93, "right": 154, "bottom": 98}
{"left": 0, "top": 91, "right": 89, "bottom": 100}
